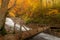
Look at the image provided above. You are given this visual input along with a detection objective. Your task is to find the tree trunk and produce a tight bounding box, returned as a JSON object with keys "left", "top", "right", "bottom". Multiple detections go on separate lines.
{"left": 0, "top": 0, "right": 10, "bottom": 35}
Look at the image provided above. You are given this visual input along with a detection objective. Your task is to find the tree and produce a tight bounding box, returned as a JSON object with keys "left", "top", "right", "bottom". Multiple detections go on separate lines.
{"left": 0, "top": 0, "right": 16, "bottom": 35}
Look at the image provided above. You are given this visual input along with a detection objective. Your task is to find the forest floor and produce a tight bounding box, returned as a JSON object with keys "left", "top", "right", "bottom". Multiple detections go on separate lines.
{"left": 44, "top": 29, "right": 60, "bottom": 37}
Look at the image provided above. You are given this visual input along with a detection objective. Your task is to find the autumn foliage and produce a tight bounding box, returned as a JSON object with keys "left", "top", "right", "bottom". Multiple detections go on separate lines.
{"left": 0, "top": 0, "right": 60, "bottom": 24}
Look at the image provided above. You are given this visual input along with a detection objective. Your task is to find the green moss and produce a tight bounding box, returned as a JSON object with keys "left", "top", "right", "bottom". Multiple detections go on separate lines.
{"left": 25, "top": 19, "right": 32, "bottom": 24}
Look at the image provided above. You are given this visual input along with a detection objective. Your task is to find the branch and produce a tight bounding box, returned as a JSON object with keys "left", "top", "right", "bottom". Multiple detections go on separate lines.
{"left": 8, "top": 0, "right": 17, "bottom": 10}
